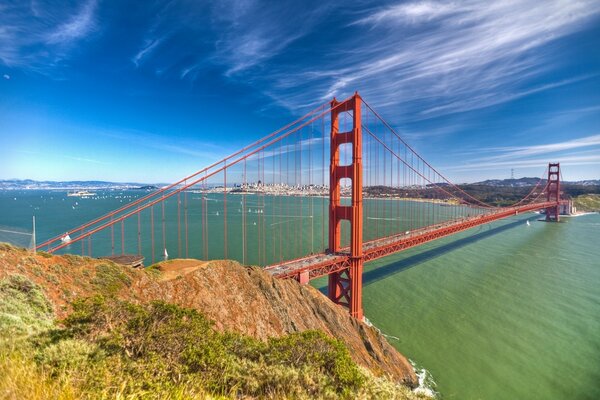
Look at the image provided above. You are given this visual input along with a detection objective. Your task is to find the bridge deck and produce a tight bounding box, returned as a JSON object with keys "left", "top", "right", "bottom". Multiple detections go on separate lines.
{"left": 265, "top": 201, "right": 555, "bottom": 280}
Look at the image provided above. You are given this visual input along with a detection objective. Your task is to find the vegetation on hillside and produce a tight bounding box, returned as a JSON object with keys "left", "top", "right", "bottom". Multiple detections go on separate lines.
{"left": 573, "top": 194, "right": 600, "bottom": 212}
{"left": 365, "top": 184, "right": 600, "bottom": 207}
{"left": 0, "top": 274, "right": 427, "bottom": 399}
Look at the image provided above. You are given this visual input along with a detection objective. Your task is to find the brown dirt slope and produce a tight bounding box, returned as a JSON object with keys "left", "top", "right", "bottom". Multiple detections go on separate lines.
{"left": 0, "top": 244, "right": 417, "bottom": 387}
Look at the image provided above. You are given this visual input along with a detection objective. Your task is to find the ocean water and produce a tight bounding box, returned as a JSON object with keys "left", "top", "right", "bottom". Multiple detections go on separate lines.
{"left": 0, "top": 189, "right": 484, "bottom": 266}
{"left": 1, "top": 190, "right": 599, "bottom": 399}
{"left": 356, "top": 213, "right": 600, "bottom": 400}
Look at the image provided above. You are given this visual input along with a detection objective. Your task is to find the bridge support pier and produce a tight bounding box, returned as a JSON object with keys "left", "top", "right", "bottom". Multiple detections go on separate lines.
{"left": 327, "top": 93, "right": 364, "bottom": 320}
{"left": 545, "top": 163, "right": 561, "bottom": 222}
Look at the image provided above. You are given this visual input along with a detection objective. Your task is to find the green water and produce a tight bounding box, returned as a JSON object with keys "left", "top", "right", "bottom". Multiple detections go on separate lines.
{"left": 0, "top": 190, "right": 484, "bottom": 266}
{"left": 355, "top": 213, "right": 600, "bottom": 400}
{"left": 1, "top": 190, "right": 599, "bottom": 399}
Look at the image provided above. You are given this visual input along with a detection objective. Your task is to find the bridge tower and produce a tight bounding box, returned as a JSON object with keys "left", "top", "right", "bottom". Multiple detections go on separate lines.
{"left": 327, "top": 93, "right": 364, "bottom": 320}
{"left": 545, "top": 162, "right": 561, "bottom": 222}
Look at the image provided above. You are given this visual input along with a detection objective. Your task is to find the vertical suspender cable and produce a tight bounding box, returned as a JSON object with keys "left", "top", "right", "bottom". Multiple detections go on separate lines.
{"left": 137, "top": 211, "right": 141, "bottom": 255}
{"left": 224, "top": 162, "right": 228, "bottom": 260}
{"left": 184, "top": 189, "right": 188, "bottom": 258}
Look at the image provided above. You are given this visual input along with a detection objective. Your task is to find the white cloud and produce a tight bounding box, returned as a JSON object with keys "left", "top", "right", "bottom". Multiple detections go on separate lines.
{"left": 132, "top": 37, "right": 164, "bottom": 67}
{"left": 0, "top": 0, "right": 97, "bottom": 69}
{"left": 444, "top": 134, "right": 600, "bottom": 172}
{"left": 98, "top": 128, "right": 226, "bottom": 161}
{"left": 45, "top": 0, "right": 97, "bottom": 45}
{"left": 472, "top": 134, "right": 600, "bottom": 161}
{"left": 262, "top": 0, "right": 600, "bottom": 120}
{"left": 2, "top": 74, "right": 9, "bottom": 80}
{"left": 209, "top": 0, "right": 330, "bottom": 76}
{"left": 356, "top": 1, "right": 459, "bottom": 25}
{"left": 444, "top": 154, "right": 600, "bottom": 172}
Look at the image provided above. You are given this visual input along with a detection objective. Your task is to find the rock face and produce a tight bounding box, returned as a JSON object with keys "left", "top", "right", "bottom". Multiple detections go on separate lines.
{"left": 0, "top": 245, "right": 417, "bottom": 387}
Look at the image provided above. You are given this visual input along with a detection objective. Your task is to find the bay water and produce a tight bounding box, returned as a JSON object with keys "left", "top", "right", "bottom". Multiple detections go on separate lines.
{"left": 1, "top": 189, "right": 598, "bottom": 399}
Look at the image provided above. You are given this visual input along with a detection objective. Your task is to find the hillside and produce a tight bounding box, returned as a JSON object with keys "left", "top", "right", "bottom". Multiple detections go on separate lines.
{"left": 573, "top": 194, "right": 600, "bottom": 212}
{"left": 0, "top": 244, "right": 425, "bottom": 399}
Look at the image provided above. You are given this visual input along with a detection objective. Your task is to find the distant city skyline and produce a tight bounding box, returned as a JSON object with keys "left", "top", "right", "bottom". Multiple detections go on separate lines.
{"left": 1, "top": 1, "right": 599, "bottom": 183}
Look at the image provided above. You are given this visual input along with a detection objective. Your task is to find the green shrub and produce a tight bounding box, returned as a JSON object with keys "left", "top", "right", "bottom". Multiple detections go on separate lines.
{"left": 0, "top": 275, "right": 54, "bottom": 337}
{"left": 59, "top": 296, "right": 372, "bottom": 398}
{"left": 37, "top": 251, "right": 54, "bottom": 259}
{"left": 35, "top": 338, "right": 96, "bottom": 373}
{"left": 266, "top": 330, "right": 365, "bottom": 392}
{"left": 90, "top": 263, "right": 132, "bottom": 295}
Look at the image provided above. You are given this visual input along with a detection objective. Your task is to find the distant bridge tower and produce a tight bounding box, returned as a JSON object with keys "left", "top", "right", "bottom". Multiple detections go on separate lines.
{"left": 545, "top": 163, "right": 561, "bottom": 222}
{"left": 328, "top": 93, "right": 364, "bottom": 320}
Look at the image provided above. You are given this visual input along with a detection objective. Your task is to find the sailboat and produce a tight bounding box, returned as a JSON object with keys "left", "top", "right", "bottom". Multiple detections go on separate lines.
{"left": 61, "top": 233, "right": 72, "bottom": 243}
{"left": 164, "top": 248, "right": 169, "bottom": 260}
{"left": 216, "top": 211, "right": 219, "bottom": 216}
{"left": 526, "top": 220, "right": 531, "bottom": 226}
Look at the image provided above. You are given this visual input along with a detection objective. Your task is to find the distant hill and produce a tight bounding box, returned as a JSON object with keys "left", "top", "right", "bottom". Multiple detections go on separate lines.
{"left": 0, "top": 179, "right": 164, "bottom": 190}
{"left": 472, "top": 177, "right": 600, "bottom": 187}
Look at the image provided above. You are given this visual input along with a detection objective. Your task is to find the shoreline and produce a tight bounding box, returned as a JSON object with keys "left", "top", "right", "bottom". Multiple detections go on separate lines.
{"left": 560, "top": 211, "right": 598, "bottom": 218}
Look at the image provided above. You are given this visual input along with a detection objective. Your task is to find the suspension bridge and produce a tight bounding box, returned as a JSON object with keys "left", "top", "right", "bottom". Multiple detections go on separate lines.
{"left": 36, "top": 93, "right": 562, "bottom": 320}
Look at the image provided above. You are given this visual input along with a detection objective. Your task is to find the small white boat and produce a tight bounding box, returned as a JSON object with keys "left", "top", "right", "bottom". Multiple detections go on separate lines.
{"left": 216, "top": 211, "right": 220, "bottom": 216}
{"left": 67, "top": 190, "right": 96, "bottom": 197}
{"left": 526, "top": 220, "right": 531, "bottom": 226}
{"left": 61, "top": 233, "right": 72, "bottom": 243}
{"left": 164, "top": 248, "right": 169, "bottom": 260}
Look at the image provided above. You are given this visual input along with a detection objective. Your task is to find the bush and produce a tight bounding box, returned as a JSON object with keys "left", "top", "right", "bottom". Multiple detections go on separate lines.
{"left": 0, "top": 275, "right": 54, "bottom": 337}
{"left": 90, "top": 263, "right": 132, "bottom": 295}
{"left": 59, "top": 296, "right": 370, "bottom": 398}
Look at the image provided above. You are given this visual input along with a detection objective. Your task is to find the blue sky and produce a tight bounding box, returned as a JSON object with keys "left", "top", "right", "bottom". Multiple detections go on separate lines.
{"left": 1, "top": 0, "right": 599, "bottom": 183}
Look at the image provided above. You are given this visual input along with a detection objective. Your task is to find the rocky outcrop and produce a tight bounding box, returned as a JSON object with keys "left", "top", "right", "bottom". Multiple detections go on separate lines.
{"left": 0, "top": 244, "right": 417, "bottom": 387}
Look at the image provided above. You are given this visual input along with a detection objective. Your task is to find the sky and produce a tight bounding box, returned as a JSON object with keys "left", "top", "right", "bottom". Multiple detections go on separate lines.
{"left": 1, "top": 0, "right": 599, "bottom": 183}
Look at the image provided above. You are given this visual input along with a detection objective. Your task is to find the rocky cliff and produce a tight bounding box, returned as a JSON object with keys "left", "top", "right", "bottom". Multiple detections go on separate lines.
{"left": 0, "top": 244, "right": 417, "bottom": 387}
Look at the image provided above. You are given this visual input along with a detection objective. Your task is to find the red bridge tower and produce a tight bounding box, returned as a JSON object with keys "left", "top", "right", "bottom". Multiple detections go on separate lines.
{"left": 327, "top": 93, "right": 364, "bottom": 320}
{"left": 545, "top": 163, "right": 561, "bottom": 222}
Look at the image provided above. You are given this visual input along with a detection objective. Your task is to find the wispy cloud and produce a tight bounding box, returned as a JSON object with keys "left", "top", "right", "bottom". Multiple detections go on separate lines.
{"left": 444, "top": 154, "right": 600, "bottom": 172}
{"left": 98, "top": 128, "right": 226, "bottom": 161}
{"left": 472, "top": 134, "right": 600, "bottom": 161}
{"left": 132, "top": 37, "right": 164, "bottom": 67}
{"left": 45, "top": 0, "right": 97, "bottom": 45}
{"left": 121, "top": 0, "right": 600, "bottom": 120}
{"left": 209, "top": 0, "right": 329, "bottom": 76}
{"left": 355, "top": 1, "right": 460, "bottom": 25}
{"left": 16, "top": 150, "right": 108, "bottom": 165}
{"left": 0, "top": 0, "right": 98, "bottom": 69}
{"left": 129, "top": 0, "right": 331, "bottom": 80}
{"left": 444, "top": 134, "right": 600, "bottom": 172}
{"left": 260, "top": 0, "right": 600, "bottom": 120}
{"left": 63, "top": 155, "right": 106, "bottom": 165}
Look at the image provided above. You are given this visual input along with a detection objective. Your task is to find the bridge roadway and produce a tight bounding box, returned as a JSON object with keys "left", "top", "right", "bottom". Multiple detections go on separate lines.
{"left": 265, "top": 201, "right": 556, "bottom": 281}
